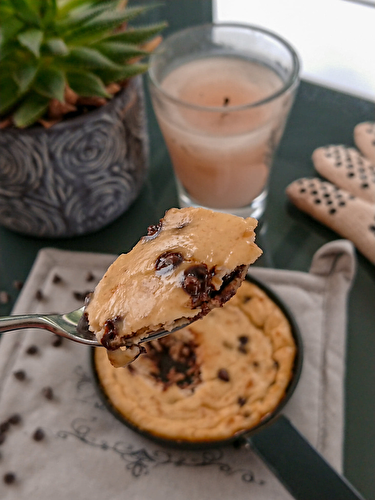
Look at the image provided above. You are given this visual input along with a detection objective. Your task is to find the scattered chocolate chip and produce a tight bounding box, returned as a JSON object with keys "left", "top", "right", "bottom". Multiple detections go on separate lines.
{"left": 0, "top": 291, "right": 10, "bottom": 304}
{"left": 314, "top": 198, "right": 321, "bottom": 204}
{"left": 238, "top": 396, "right": 247, "bottom": 407}
{"left": 0, "top": 421, "right": 10, "bottom": 433}
{"left": 0, "top": 433, "right": 6, "bottom": 445}
{"left": 42, "top": 387, "right": 54, "bottom": 400}
{"left": 35, "top": 289, "right": 44, "bottom": 301}
{"left": 32, "top": 428, "right": 45, "bottom": 441}
{"left": 253, "top": 361, "right": 259, "bottom": 368}
{"left": 26, "top": 345, "right": 39, "bottom": 355}
{"left": 223, "top": 96, "right": 230, "bottom": 106}
{"left": 299, "top": 188, "right": 306, "bottom": 193}
{"left": 329, "top": 208, "right": 337, "bottom": 215}
{"left": 3, "top": 472, "right": 16, "bottom": 484}
{"left": 52, "top": 335, "right": 63, "bottom": 347}
{"left": 13, "top": 280, "right": 23, "bottom": 291}
{"left": 86, "top": 272, "right": 95, "bottom": 282}
{"left": 73, "top": 290, "right": 91, "bottom": 302}
{"left": 155, "top": 251, "right": 184, "bottom": 273}
{"left": 13, "top": 370, "right": 26, "bottom": 381}
{"left": 52, "top": 274, "right": 62, "bottom": 284}
{"left": 238, "top": 335, "right": 249, "bottom": 345}
{"left": 238, "top": 345, "right": 248, "bottom": 354}
{"left": 361, "top": 183, "right": 369, "bottom": 189}
{"left": 8, "top": 414, "right": 21, "bottom": 425}
{"left": 218, "top": 368, "right": 230, "bottom": 382}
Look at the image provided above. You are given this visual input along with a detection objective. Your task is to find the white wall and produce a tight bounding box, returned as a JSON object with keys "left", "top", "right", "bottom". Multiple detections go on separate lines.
{"left": 214, "top": 0, "right": 375, "bottom": 102}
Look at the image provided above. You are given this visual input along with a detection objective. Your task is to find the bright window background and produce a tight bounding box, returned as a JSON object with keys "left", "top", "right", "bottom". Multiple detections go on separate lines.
{"left": 214, "top": 0, "right": 375, "bottom": 102}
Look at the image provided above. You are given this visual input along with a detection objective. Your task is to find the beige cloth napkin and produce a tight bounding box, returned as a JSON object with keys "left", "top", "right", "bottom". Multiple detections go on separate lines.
{"left": 0, "top": 240, "right": 356, "bottom": 500}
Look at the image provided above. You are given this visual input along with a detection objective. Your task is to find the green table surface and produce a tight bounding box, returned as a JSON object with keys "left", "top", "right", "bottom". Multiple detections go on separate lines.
{"left": 0, "top": 4, "right": 374, "bottom": 499}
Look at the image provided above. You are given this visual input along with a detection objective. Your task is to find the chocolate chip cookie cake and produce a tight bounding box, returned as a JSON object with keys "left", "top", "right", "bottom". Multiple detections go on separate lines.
{"left": 94, "top": 279, "right": 297, "bottom": 443}
{"left": 86, "top": 207, "right": 262, "bottom": 367}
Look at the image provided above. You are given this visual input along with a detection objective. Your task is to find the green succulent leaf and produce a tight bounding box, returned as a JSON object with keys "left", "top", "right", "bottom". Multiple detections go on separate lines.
{"left": 60, "top": 46, "right": 120, "bottom": 70}
{"left": 98, "top": 62, "right": 148, "bottom": 85}
{"left": 66, "top": 70, "right": 110, "bottom": 98}
{"left": 17, "top": 28, "right": 43, "bottom": 57}
{"left": 56, "top": 0, "right": 103, "bottom": 19}
{"left": 13, "top": 61, "right": 38, "bottom": 92}
{"left": 33, "top": 67, "right": 65, "bottom": 102}
{"left": 43, "top": 37, "right": 69, "bottom": 56}
{"left": 57, "top": 1, "right": 118, "bottom": 29}
{"left": 106, "top": 22, "right": 167, "bottom": 45}
{"left": 12, "top": 92, "right": 49, "bottom": 127}
{"left": 0, "top": 76, "right": 20, "bottom": 114}
{"left": 63, "top": 6, "right": 152, "bottom": 45}
{"left": 11, "top": 0, "right": 40, "bottom": 26}
{"left": 92, "top": 41, "right": 148, "bottom": 63}
{"left": 0, "top": 17, "right": 25, "bottom": 45}
{"left": 39, "top": 0, "right": 57, "bottom": 26}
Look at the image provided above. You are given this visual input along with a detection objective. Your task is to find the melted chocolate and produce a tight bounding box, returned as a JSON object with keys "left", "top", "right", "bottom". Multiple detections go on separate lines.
{"left": 143, "top": 221, "right": 162, "bottom": 241}
{"left": 101, "top": 316, "right": 122, "bottom": 350}
{"left": 182, "top": 264, "right": 213, "bottom": 307}
{"left": 155, "top": 251, "right": 184, "bottom": 272}
{"left": 147, "top": 336, "right": 201, "bottom": 390}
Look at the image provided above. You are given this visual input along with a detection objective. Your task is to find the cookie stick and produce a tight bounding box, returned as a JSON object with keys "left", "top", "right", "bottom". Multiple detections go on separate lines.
{"left": 354, "top": 121, "right": 375, "bottom": 166}
{"left": 312, "top": 145, "right": 375, "bottom": 204}
{"left": 286, "top": 177, "right": 375, "bottom": 264}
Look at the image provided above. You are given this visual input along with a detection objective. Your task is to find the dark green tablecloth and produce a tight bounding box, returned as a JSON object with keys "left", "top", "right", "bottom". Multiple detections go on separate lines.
{"left": 0, "top": 2, "right": 374, "bottom": 498}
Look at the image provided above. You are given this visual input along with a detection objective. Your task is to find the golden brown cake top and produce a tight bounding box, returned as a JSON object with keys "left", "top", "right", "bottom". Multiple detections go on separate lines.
{"left": 94, "top": 280, "right": 296, "bottom": 442}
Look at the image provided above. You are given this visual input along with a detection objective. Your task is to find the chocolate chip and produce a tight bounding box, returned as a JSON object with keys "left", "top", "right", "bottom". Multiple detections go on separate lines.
{"left": 239, "top": 335, "right": 248, "bottom": 345}
{"left": 42, "top": 387, "right": 54, "bottom": 400}
{"left": 238, "top": 396, "right": 247, "bottom": 407}
{"left": 299, "top": 188, "right": 306, "bottom": 193}
{"left": 8, "top": 414, "right": 21, "bottom": 425}
{"left": 73, "top": 291, "right": 91, "bottom": 302}
{"left": 13, "top": 370, "right": 26, "bottom": 381}
{"left": 0, "top": 291, "right": 10, "bottom": 304}
{"left": 101, "top": 317, "right": 122, "bottom": 349}
{"left": 223, "top": 96, "right": 230, "bottom": 106}
{"left": 329, "top": 208, "right": 337, "bottom": 215}
{"left": 3, "top": 472, "right": 16, "bottom": 484}
{"left": 361, "top": 183, "right": 369, "bottom": 189}
{"left": 253, "top": 361, "right": 259, "bottom": 368}
{"left": 52, "top": 274, "right": 62, "bottom": 284}
{"left": 143, "top": 221, "right": 162, "bottom": 241}
{"left": 218, "top": 368, "right": 230, "bottom": 382}
{"left": 13, "top": 280, "right": 23, "bottom": 291}
{"left": 0, "top": 421, "right": 10, "bottom": 433}
{"left": 314, "top": 199, "right": 321, "bottom": 204}
{"left": 182, "top": 264, "right": 212, "bottom": 305}
{"left": 35, "top": 289, "right": 44, "bottom": 301}
{"left": 52, "top": 335, "right": 63, "bottom": 347}
{"left": 86, "top": 272, "right": 95, "bottom": 282}
{"left": 26, "top": 345, "right": 39, "bottom": 355}
{"left": 238, "top": 345, "right": 248, "bottom": 354}
{"left": 0, "top": 433, "right": 6, "bottom": 445}
{"left": 33, "top": 428, "right": 45, "bottom": 441}
{"left": 155, "top": 251, "right": 184, "bottom": 273}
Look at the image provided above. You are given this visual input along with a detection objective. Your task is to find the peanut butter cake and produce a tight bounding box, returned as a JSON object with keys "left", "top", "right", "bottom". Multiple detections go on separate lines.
{"left": 86, "top": 207, "right": 262, "bottom": 367}
{"left": 94, "top": 280, "right": 297, "bottom": 442}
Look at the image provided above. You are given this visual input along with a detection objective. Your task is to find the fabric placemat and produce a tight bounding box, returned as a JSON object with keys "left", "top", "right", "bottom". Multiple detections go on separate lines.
{"left": 0, "top": 240, "right": 356, "bottom": 499}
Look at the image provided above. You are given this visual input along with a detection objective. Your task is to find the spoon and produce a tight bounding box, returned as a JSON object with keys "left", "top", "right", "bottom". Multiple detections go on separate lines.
{"left": 0, "top": 307, "right": 179, "bottom": 347}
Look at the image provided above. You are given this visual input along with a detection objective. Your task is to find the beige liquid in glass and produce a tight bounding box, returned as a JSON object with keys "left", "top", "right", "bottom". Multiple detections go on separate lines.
{"left": 157, "top": 56, "right": 287, "bottom": 209}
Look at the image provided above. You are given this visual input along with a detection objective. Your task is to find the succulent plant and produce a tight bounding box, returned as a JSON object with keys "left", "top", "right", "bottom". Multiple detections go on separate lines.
{"left": 0, "top": 0, "right": 166, "bottom": 128}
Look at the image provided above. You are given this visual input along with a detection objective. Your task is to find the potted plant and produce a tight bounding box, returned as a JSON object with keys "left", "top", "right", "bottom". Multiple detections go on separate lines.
{"left": 0, "top": 0, "right": 165, "bottom": 237}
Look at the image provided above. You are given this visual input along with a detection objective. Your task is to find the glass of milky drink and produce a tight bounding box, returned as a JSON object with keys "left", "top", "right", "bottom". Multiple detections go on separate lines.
{"left": 148, "top": 23, "right": 300, "bottom": 219}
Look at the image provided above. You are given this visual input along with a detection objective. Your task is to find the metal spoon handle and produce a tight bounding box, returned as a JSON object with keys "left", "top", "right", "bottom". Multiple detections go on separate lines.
{"left": 0, "top": 314, "right": 56, "bottom": 334}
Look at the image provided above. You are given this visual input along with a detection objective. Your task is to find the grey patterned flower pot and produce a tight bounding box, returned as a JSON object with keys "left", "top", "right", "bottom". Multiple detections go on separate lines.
{"left": 0, "top": 76, "right": 149, "bottom": 238}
